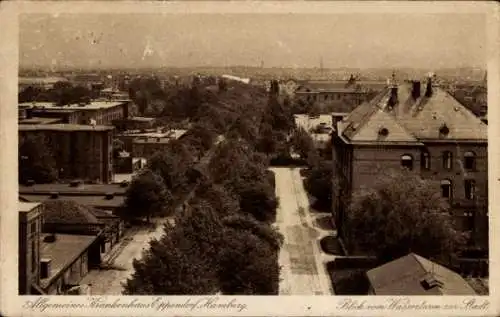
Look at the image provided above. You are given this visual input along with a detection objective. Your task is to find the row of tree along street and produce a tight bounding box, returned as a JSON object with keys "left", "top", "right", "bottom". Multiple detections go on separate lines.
{"left": 119, "top": 79, "right": 296, "bottom": 294}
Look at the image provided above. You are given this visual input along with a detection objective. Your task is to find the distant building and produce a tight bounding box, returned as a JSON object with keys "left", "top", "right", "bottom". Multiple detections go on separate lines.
{"left": 332, "top": 75, "right": 488, "bottom": 251}
{"left": 366, "top": 253, "right": 477, "bottom": 295}
{"left": 19, "top": 76, "right": 69, "bottom": 91}
{"left": 115, "top": 129, "right": 175, "bottom": 152}
{"left": 294, "top": 79, "right": 384, "bottom": 109}
{"left": 294, "top": 114, "right": 334, "bottom": 152}
{"left": 112, "top": 117, "right": 156, "bottom": 132}
{"left": 19, "top": 100, "right": 131, "bottom": 126}
{"left": 19, "top": 124, "right": 115, "bottom": 183}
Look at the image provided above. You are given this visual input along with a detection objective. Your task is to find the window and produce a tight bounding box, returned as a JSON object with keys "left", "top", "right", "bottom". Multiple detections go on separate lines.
{"left": 421, "top": 151, "right": 431, "bottom": 170}
{"left": 465, "top": 179, "right": 476, "bottom": 200}
{"left": 464, "top": 151, "right": 476, "bottom": 170}
{"left": 401, "top": 154, "right": 413, "bottom": 171}
{"left": 441, "top": 180, "right": 452, "bottom": 199}
{"left": 463, "top": 210, "right": 475, "bottom": 231}
{"left": 443, "top": 151, "right": 453, "bottom": 170}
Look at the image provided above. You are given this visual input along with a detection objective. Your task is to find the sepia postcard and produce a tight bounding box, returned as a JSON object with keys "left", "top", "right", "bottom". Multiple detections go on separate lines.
{"left": 0, "top": 1, "right": 499, "bottom": 316}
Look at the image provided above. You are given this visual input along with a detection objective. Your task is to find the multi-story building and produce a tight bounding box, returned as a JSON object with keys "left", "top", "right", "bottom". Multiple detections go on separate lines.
{"left": 19, "top": 124, "right": 115, "bottom": 183}
{"left": 19, "top": 100, "right": 131, "bottom": 126}
{"left": 291, "top": 78, "right": 386, "bottom": 109}
{"left": 332, "top": 75, "right": 488, "bottom": 251}
{"left": 19, "top": 201, "right": 44, "bottom": 295}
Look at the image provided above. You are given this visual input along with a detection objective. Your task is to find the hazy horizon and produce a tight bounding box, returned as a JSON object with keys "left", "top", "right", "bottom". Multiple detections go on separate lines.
{"left": 20, "top": 13, "right": 486, "bottom": 70}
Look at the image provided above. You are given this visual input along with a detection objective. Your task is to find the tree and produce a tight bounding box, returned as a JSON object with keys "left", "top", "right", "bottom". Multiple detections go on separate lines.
{"left": 146, "top": 142, "right": 195, "bottom": 194}
{"left": 123, "top": 201, "right": 224, "bottom": 295}
{"left": 122, "top": 222, "right": 219, "bottom": 295}
{"left": 304, "top": 160, "right": 332, "bottom": 207}
{"left": 218, "top": 214, "right": 282, "bottom": 294}
{"left": 112, "top": 139, "right": 125, "bottom": 158}
{"left": 123, "top": 169, "right": 173, "bottom": 222}
{"left": 217, "top": 226, "right": 281, "bottom": 295}
{"left": 19, "top": 134, "right": 58, "bottom": 184}
{"left": 344, "top": 169, "right": 467, "bottom": 264}
{"left": 192, "top": 180, "right": 240, "bottom": 218}
{"left": 291, "top": 127, "right": 315, "bottom": 159}
{"left": 237, "top": 180, "right": 279, "bottom": 223}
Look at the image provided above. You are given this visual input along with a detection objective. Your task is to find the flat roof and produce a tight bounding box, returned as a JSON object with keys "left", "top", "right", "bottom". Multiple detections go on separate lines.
{"left": 19, "top": 117, "right": 62, "bottom": 125}
{"left": 40, "top": 233, "right": 99, "bottom": 289}
{"left": 19, "top": 124, "right": 114, "bottom": 132}
{"left": 21, "top": 195, "right": 125, "bottom": 209}
{"left": 19, "top": 201, "right": 41, "bottom": 213}
{"left": 19, "top": 183, "right": 128, "bottom": 195}
{"left": 133, "top": 137, "right": 172, "bottom": 144}
{"left": 114, "top": 117, "right": 155, "bottom": 122}
{"left": 19, "top": 100, "right": 129, "bottom": 111}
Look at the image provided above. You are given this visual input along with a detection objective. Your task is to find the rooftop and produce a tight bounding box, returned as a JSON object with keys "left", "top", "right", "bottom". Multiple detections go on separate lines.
{"left": 295, "top": 80, "right": 387, "bottom": 93}
{"left": 19, "top": 201, "right": 41, "bottom": 213}
{"left": 114, "top": 116, "right": 155, "bottom": 122}
{"left": 19, "top": 100, "right": 129, "bottom": 111}
{"left": 366, "top": 253, "right": 477, "bottom": 295}
{"left": 19, "top": 117, "right": 63, "bottom": 125}
{"left": 42, "top": 200, "right": 102, "bottom": 225}
{"left": 19, "top": 124, "right": 114, "bottom": 132}
{"left": 19, "top": 183, "right": 128, "bottom": 195}
{"left": 21, "top": 194, "right": 125, "bottom": 209}
{"left": 39, "top": 233, "right": 98, "bottom": 289}
{"left": 338, "top": 79, "right": 488, "bottom": 144}
{"left": 133, "top": 137, "right": 172, "bottom": 144}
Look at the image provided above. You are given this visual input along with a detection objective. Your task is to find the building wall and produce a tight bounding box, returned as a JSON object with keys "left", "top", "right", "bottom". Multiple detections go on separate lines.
{"left": 332, "top": 139, "right": 488, "bottom": 250}
{"left": 18, "top": 205, "right": 43, "bottom": 295}
{"left": 44, "top": 250, "right": 90, "bottom": 295}
{"left": 350, "top": 146, "right": 423, "bottom": 191}
{"left": 19, "top": 129, "right": 114, "bottom": 183}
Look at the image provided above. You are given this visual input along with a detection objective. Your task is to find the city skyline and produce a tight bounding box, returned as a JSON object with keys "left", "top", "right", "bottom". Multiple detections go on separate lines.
{"left": 20, "top": 13, "right": 486, "bottom": 70}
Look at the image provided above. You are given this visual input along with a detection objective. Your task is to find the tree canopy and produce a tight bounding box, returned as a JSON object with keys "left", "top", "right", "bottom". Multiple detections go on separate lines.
{"left": 304, "top": 160, "right": 333, "bottom": 207}
{"left": 122, "top": 169, "right": 173, "bottom": 222}
{"left": 344, "top": 169, "right": 467, "bottom": 264}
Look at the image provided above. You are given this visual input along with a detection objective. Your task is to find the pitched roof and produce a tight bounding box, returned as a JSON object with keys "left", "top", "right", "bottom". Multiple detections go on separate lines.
{"left": 338, "top": 81, "right": 487, "bottom": 144}
{"left": 366, "top": 253, "right": 477, "bottom": 295}
{"left": 42, "top": 200, "right": 102, "bottom": 225}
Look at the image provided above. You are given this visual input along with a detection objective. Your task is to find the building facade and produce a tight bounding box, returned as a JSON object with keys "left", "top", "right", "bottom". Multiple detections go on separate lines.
{"left": 18, "top": 202, "right": 44, "bottom": 295}
{"left": 332, "top": 76, "right": 488, "bottom": 251}
{"left": 19, "top": 124, "right": 115, "bottom": 183}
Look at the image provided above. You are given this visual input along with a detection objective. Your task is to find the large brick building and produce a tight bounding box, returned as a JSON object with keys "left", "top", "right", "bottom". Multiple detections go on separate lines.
{"left": 332, "top": 75, "right": 488, "bottom": 251}
{"left": 19, "top": 100, "right": 131, "bottom": 126}
{"left": 19, "top": 124, "right": 115, "bottom": 183}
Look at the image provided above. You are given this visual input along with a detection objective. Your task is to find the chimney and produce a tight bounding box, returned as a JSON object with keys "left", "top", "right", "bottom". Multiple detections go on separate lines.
{"left": 411, "top": 81, "right": 421, "bottom": 99}
{"left": 425, "top": 76, "right": 433, "bottom": 97}
{"left": 40, "top": 258, "right": 52, "bottom": 279}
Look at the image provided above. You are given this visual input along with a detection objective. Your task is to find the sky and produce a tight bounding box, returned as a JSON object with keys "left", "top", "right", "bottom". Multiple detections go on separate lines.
{"left": 19, "top": 13, "right": 486, "bottom": 70}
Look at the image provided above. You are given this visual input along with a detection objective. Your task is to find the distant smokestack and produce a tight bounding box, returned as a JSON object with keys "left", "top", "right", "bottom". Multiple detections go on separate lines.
{"left": 411, "top": 81, "right": 421, "bottom": 99}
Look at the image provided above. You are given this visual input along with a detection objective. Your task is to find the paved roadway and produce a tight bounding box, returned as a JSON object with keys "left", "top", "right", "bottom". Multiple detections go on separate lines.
{"left": 271, "top": 167, "right": 335, "bottom": 295}
{"left": 80, "top": 219, "right": 167, "bottom": 295}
